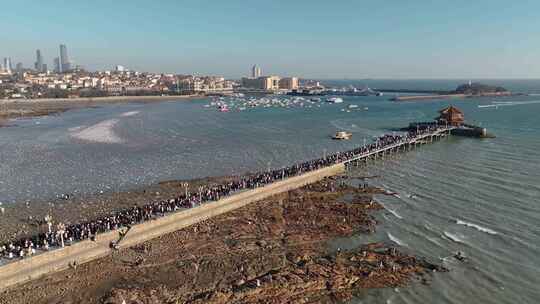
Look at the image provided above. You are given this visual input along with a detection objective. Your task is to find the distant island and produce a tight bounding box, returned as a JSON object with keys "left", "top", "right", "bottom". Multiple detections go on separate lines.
{"left": 391, "top": 82, "right": 513, "bottom": 101}
{"left": 453, "top": 82, "right": 509, "bottom": 95}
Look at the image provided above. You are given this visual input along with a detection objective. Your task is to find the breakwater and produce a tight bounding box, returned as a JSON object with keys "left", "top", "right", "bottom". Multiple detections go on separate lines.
{"left": 391, "top": 92, "right": 513, "bottom": 102}
{"left": 0, "top": 164, "right": 344, "bottom": 291}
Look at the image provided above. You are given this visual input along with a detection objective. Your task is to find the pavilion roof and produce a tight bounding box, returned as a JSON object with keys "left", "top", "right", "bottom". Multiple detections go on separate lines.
{"left": 439, "top": 105, "right": 463, "bottom": 115}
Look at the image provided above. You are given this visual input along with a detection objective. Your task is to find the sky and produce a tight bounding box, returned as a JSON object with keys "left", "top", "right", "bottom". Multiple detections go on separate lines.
{"left": 1, "top": 0, "right": 540, "bottom": 79}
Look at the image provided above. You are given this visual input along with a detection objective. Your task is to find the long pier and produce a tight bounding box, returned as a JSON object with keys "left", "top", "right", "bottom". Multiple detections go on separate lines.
{"left": 0, "top": 126, "right": 456, "bottom": 291}
{"left": 344, "top": 126, "right": 455, "bottom": 167}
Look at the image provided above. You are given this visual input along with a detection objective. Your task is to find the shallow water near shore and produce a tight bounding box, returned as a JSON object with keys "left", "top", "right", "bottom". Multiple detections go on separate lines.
{"left": 1, "top": 80, "right": 540, "bottom": 303}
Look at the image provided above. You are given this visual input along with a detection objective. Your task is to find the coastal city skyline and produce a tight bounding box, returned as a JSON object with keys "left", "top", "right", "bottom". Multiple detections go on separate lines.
{"left": 2, "top": 0, "right": 540, "bottom": 79}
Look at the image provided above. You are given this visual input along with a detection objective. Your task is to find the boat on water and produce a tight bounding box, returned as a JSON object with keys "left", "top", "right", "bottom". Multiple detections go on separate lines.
{"left": 348, "top": 104, "right": 359, "bottom": 109}
{"left": 332, "top": 131, "right": 352, "bottom": 140}
{"left": 326, "top": 97, "right": 344, "bottom": 103}
{"left": 218, "top": 105, "right": 229, "bottom": 112}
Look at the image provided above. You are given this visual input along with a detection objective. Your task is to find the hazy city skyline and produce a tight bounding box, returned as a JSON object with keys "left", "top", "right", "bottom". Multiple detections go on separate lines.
{"left": 2, "top": 0, "right": 540, "bottom": 79}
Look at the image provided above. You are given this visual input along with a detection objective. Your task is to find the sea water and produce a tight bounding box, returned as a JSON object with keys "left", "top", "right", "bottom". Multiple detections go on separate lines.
{"left": 1, "top": 80, "right": 539, "bottom": 303}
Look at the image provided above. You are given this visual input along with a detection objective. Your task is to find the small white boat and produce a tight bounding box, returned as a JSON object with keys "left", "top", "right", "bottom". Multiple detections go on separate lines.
{"left": 348, "top": 104, "right": 359, "bottom": 109}
{"left": 326, "top": 97, "right": 344, "bottom": 103}
{"left": 332, "top": 131, "right": 352, "bottom": 140}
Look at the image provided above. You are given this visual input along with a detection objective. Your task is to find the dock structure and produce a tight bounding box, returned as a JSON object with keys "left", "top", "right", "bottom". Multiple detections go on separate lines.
{"left": 343, "top": 126, "right": 456, "bottom": 168}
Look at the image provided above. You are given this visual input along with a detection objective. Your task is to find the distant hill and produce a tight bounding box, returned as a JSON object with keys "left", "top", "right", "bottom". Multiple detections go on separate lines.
{"left": 454, "top": 83, "right": 509, "bottom": 95}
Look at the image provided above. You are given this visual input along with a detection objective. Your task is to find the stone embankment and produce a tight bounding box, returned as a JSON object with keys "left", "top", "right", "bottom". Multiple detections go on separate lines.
{"left": 0, "top": 164, "right": 344, "bottom": 291}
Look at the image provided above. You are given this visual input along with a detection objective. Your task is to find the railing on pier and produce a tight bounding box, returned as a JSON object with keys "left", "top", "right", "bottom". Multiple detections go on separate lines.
{"left": 343, "top": 126, "right": 456, "bottom": 165}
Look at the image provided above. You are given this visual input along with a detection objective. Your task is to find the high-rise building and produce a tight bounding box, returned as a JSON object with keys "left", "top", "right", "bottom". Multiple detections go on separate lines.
{"left": 251, "top": 65, "right": 262, "bottom": 78}
{"left": 115, "top": 65, "right": 126, "bottom": 72}
{"left": 16, "top": 62, "right": 23, "bottom": 72}
{"left": 54, "top": 57, "right": 61, "bottom": 73}
{"left": 3, "top": 58, "right": 11, "bottom": 73}
{"left": 59, "top": 44, "right": 71, "bottom": 72}
{"left": 35, "top": 49, "right": 44, "bottom": 72}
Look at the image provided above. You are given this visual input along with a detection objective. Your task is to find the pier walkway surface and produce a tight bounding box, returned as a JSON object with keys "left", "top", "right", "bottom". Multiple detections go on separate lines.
{"left": 0, "top": 126, "right": 455, "bottom": 291}
{"left": 344, "top": 126, "right": 455, "bottom": 166}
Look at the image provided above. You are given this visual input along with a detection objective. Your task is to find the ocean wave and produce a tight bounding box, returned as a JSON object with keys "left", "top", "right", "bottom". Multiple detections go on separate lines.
{"left": 423, "top": 222, "right": 438, "bottom": 233}
{"left": 456, "top": 220, "right": 498, "bottom": 235}
{"left": 68, "top": 125, "right": 86, "bottom": 132}
{"left": 426, "top": 236, "right": 443, "bottom": 247}
{"left": 443, "top": 231, "right": 466, "bottom": 244}
{"left": 478, "top": 100, "right": 540, "bottom": 108}
{"left": 388, "top": 232, "right": 407, "bottom": 246}
{"left": 70, "top": 119, "right": 123, "bottom": 144}
{"left": 119, "top": 111, "right": 140, "bottom": 117}
{"left": 387, "top": 208, "right": 403, "bottom": 219}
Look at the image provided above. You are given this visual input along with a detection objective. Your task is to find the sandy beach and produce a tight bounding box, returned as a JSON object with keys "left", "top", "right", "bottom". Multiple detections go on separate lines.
{"left": 0, "top": 94, "right": 203, "bottom": 122}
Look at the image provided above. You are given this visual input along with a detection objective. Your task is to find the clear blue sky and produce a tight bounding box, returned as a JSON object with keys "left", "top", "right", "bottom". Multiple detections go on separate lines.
{"left": 2, "top": 0, "right": 539, "bottom": 79}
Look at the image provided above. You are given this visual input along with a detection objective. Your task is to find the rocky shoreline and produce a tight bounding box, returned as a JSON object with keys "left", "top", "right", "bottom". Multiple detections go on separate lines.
{"left": 0, "top": 177, "right": 446, "bottom": 304}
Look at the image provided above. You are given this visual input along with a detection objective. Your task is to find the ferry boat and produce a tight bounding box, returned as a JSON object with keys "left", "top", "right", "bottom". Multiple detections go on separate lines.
{"left": 332, "top": 131, "right": 352, "bottom": 140}
{"left": 326, "top": 97, "right": 344, "bottom": 103}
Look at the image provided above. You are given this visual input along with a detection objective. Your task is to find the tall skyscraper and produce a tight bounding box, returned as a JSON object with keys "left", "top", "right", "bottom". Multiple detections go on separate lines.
{"left": 3, "top": 58, "right": 12, "bottom": 73}
{"left": 54, "top": 57, "right": 61, "bottom": 73}
{"left": 251, "top": 65, "right": 262, "bottom": 78}
{"left": 16, "top": 62, "right": 23, "bottom": 73}
{"left": 35, "top": 49, "right": 44, "bottom": 72}
{"left": 59, "top": 44, "right": 71, "bottom": 72}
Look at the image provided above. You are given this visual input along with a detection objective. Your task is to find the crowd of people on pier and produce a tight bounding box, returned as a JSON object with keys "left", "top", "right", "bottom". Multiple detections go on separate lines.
{"left": 0, "top": 125, "right": 448, "bottom": 262}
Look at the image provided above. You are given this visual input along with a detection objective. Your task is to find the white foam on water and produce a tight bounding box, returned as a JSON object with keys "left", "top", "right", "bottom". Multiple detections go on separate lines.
{"left": 387, "top": 208, "right": 403, "bottom": 219}
{"left": 443, "top": 231, "right": 466, "bottom": 244}
{"left": 478, "top": 100, "right": 540, "bottom": 108}
{"left": 119, "top": 111, "right": 140, "bottom": 117}
{"left": 456, "top": 219, "right": 498, "bottom": 235}
{"left": 68, "top": 125, "right": 86, "bottom": 132}
{"left": 388, "top": 232, "right": 407, "bottom": 247}
{"left": 426, "top": 236, "right": 443, "bottom": 247}
{"left": 70, "top": 119, "right": 123, "bottom": 144}
{"left": 423, "top": 222, "right": 439, "bottom": 233}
